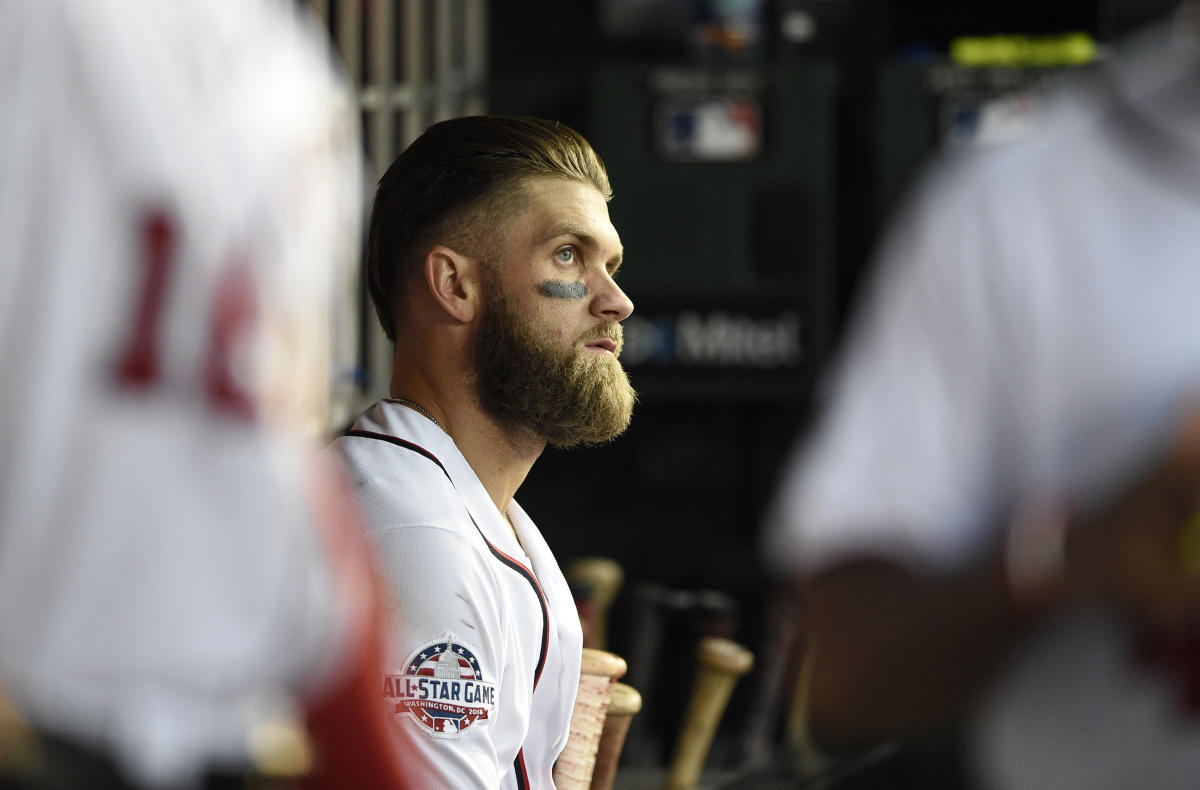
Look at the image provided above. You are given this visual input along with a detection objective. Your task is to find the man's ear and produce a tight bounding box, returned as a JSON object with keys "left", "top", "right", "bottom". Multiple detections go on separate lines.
{"left": 424, "top": 245, "right": 480, "bottom": 323}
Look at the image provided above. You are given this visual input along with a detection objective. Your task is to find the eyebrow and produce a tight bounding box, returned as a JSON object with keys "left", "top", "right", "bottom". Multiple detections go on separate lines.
{"left": 545, "top": 223, "right": 624, "bottom": 275}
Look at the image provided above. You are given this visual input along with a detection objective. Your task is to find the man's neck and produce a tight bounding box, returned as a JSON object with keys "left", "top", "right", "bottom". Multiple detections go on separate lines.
{"left": 390, "top": 375, "right": 542, "bottom": 526}
{"left": 447, "top": 408, "right": 544, "bottom": 522}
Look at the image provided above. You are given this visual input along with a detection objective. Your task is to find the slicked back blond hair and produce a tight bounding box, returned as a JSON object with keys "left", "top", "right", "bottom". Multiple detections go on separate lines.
{"left": 366, "top": 116, "right": 612, "bottom": 341}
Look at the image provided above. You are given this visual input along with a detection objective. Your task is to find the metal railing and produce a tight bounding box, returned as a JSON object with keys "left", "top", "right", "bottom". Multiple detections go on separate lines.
{"left": 315, "top": 0, "right": 489, "bottom": 411}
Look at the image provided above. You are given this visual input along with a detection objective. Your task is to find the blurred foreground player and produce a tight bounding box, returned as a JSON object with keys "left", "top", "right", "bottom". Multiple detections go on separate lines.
{"left": 0, "top": 1, "right": 408, "bottom": 787}
{"left": 331, "top": 116, "right": 637, "bottom": 788}
{"left": 765, "top": 4, "right": 1200, "bottom": 789}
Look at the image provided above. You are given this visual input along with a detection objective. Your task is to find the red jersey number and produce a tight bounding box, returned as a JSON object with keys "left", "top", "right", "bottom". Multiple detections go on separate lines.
{"left": 114, "top": 209, "right": 257, "bottom": 420}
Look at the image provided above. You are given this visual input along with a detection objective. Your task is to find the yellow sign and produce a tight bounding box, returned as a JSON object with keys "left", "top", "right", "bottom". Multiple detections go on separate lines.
{"left": 950, "top": 33, "right": 1097, "bottom": 68}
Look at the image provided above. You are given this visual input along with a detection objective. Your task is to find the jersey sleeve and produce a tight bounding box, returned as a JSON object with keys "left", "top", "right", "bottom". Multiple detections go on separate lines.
{"left": 373, "top": 523, "right": 510, "bottom": 788}
{"left": 764, "top": 159, "right": 1025, "bottom": 577}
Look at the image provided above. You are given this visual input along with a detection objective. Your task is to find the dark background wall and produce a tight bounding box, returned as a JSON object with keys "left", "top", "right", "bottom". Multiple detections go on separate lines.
{"left": 485, "top": 0, "right": 1180, "bottom": 770}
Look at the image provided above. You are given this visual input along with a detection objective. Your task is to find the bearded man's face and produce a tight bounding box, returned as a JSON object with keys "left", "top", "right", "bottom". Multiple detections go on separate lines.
{"left": 473, "top": 278, "right": 635, "bottom": 448}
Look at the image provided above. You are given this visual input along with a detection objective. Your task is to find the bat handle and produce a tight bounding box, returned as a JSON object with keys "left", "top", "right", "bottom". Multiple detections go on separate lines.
{"left": 553, "top": 648, "right": 628, "bottom": 790}
{"left": 589, "top": 681, "right": 642, "bottom": 790}
{"left": 567, "top": 557, "right": 624, "bottom": 651}
{"left": 664, "top": 637, "right": 754, "bottom": 790}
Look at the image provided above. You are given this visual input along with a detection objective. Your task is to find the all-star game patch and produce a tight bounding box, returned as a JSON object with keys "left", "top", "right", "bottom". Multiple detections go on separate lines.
{"left": 384, "top": 638, "right": 496, "bottom": 738}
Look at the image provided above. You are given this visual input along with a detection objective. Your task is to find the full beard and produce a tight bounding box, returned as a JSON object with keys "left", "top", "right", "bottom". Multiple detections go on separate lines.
{"left": 473, "top": 286, "right": 636, "bottom": 448}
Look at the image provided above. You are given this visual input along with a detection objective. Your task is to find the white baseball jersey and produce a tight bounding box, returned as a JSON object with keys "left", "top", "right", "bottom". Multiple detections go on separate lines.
{"left": 764, "top": 12, "right": 1200, "bottom": 790}
{"left": 0, "top": 0, "right": 367, "bottom": 785}
{"left": 332, "top": 401, "right": 584, "bottom": 790}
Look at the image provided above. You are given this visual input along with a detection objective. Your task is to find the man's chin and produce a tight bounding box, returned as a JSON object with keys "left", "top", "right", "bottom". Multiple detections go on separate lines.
{"left": 547, "top": 380, "right": 637, "bottom": 449}
{"left": 548, "top": 418, "right": 631, "bottom": 449}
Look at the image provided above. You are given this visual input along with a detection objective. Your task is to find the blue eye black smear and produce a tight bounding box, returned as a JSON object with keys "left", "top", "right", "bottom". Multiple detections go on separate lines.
{"left": 537, "top": 280, "right": 587, "bottom": 300}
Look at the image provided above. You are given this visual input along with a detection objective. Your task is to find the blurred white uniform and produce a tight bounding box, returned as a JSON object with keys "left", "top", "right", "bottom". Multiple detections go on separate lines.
{"left": 333, "top": 401, "right": 583, "bottom": 790}
{"left": 0, "top": 0, "right": 366, "bottom": 785}
{"left": 765, "top": 8, "right": 1200, "bottom": 790}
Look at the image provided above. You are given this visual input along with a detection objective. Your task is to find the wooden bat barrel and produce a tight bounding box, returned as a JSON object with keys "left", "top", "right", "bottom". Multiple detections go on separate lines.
{"left": 589, "top": 681, "right": 642, "bottom": 790}
{"left": 664, "top": 637, "right": 754, "bottom": 790}
{"left": 553, "top": 648, "right": 628, "bottom": 790}
{"left": 566, "top": 557, "right": 624, "bottom": 650}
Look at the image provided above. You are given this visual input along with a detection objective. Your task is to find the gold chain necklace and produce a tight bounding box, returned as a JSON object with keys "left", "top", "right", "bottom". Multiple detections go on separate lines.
{"left": 389, "top": 398, "right": 445, "bottom": 433}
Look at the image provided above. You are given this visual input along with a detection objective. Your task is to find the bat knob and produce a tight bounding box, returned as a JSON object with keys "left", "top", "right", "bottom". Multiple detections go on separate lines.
{"left": 665, "top": 637, "right": 755, "bottom": 790}
{"left": 567, "top": 557, "right": 625, "bottom": 651}
{"left": 553, "top": 649, "right": 628, "bottom": 790}
{"left": 698, "top": 637, "right": 754, "bottom": 676}
{"left": 590, "top": 682, "right": 643, "bottom": 790}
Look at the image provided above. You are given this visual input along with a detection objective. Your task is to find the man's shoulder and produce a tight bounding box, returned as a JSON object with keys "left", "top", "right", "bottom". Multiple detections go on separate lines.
{"left": 330, "top": 427, "right": 448, "bottom": 470}
{"left": 327, "top": 431, "right": 468, "bottom": 534}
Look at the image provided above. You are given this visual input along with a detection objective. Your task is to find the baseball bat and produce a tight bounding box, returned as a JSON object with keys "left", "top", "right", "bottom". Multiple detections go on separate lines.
{"left": 737, "top": 584, "right": 806, "bottom": 769}
{"left": 664, "top": 637, "right": 754, "bottom": 790}
{"left": 566, "top": 557, "right": 624, "bottom": 651}
{"left": 589, "top": 681, "right": 642, "bottom": 790}
{"left": 614, "top": 582, "right": 684, "bottom": 765}
{"left": 553, "top": 648, "right": 627, "bottom": 790}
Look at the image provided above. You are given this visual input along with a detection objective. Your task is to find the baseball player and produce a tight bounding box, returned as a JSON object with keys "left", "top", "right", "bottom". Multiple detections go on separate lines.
{"left": 331, "top": 116, "right": 637, "bottom": 788}
{"left": 0, "top": 1, "right": 408, "bottom": 787}
{"left": 764, "top": 4, "right": 1200, "bottom": 788}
